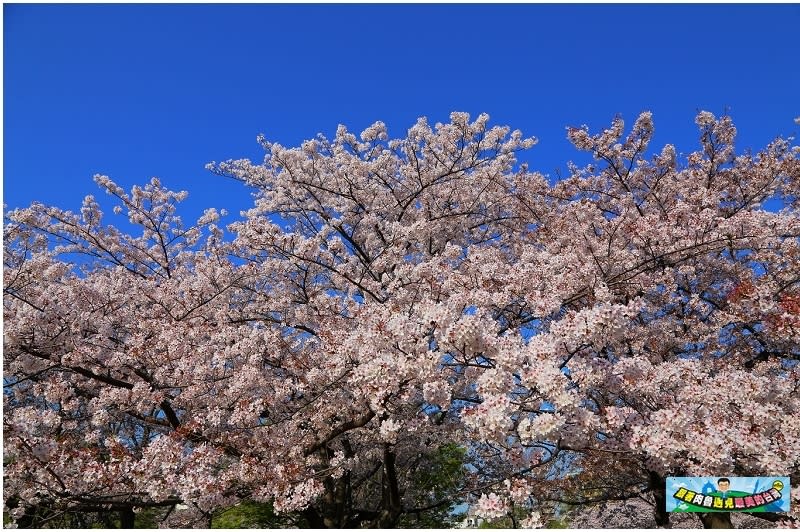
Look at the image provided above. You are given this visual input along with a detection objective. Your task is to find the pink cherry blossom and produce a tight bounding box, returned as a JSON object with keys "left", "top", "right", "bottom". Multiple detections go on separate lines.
{"left": 4, "top": 110, "right": 799, "bottom": 528}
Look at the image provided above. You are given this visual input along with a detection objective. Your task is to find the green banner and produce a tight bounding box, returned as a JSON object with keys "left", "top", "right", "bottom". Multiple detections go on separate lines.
{"left": 666, "top": 477, "right": 790, "bottom": 513}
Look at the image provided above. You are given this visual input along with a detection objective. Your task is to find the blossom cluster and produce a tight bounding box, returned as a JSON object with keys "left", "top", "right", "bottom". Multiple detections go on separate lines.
{"left": 4, "top": 110, "right": 799, "bottom": 527}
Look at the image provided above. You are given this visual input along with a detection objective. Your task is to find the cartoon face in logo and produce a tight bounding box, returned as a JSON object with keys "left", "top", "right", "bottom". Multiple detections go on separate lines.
{"left": 717, "top": 478, "right": 730, "bottom": 495}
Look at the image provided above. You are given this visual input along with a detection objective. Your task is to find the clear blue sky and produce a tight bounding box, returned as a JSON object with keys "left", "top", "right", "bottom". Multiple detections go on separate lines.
{"left": 4, "top": 4, "right": 799, "bottom": 223}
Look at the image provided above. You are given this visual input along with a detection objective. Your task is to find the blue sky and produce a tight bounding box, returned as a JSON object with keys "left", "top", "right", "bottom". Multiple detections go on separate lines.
{"left": 4, "top": 4, "right": 799, "bottom": 224}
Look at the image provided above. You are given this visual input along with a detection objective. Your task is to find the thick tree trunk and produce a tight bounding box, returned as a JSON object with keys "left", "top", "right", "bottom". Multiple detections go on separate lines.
{"left": 313, "top": 440, "right": 361, "bottom": 528}
{"left": 648, "top": 471, "right": 671, "bottom": 528}
{"left": 319, "top": 470, "right": 353, "bottom": 527}
{"left": 119, "top": 507, "right": 135, "bottom": 529}
{"left": 361, "top": 446, "right": 403, "bottom": 528}
{"left": 375, "top": 447, "right": 403, "bottom": 528}
{"left": 699, "top": 512, "right": 733, "bottom": 528}
{"left": 305, "top": 442, "right": 407, "bottom": 528}
{"left": 302, "top": 507, "right": 326, "bottom": 528}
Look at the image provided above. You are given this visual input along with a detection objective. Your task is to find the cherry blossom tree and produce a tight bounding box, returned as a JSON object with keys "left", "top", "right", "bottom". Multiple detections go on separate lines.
{"left": 4, "top": 110, "right": 799, "bottom": 528}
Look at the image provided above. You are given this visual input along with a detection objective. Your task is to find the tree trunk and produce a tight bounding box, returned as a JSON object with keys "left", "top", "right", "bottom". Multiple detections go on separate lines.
{"left": 119, "top": 507, "right": 135, "bottom": 529}
{"left": 302, "top": 507, "right": 326, "bottom": 528}
{"left": 314, "top": 441, "right": 359, "bottom": 528}
{"left": 699, "top": 512, "right": 733, "bottom": 529}
{"left": 364, "top": 446, "right": 403, "bottom": 528}
{"left": 320, "top": 470, "right": 352, "bottom": 527}
{"left": 648, "top": 470, "right": 671, "bottom": 528}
